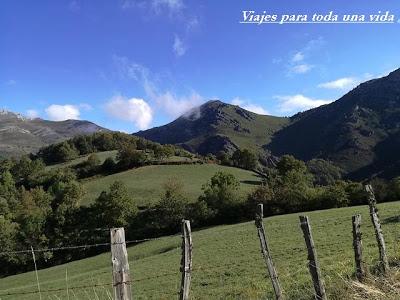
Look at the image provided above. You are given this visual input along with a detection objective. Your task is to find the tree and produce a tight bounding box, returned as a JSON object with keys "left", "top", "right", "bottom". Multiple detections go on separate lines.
{"left": 117, "top": 146, "right": 147, "bottom": 169}
{"left": 318, "top": 184, "right": 349, "bottom": 209}
{"left": 307, "top": 159, "right": 342, "bottom": 186}
{"left": 154, "top": 145, "right": 175, "bottom": 161}
{"left": 387, "top": 177, "right": 400, "bottom": 201}
{"left": 0, "top": 170, "right": 17, "bottom": 202}
{"left": 102, "top": 157, "right": 116, "bottom": 173}
{"left": 15, "top": 187, "right": 51, "bottom": 248}
{"left": 93, "top": 181, "right": 137, "bottom": 227}
{"left": 246, "top": 184, "right": 279, "bottom": 216}
{"left": 198, "top": 172, "right": 241, "bottom": 219}
{"left": 49, "top": 180, "right": 85, "bottom": 226}
{"left": 154, "top": 178, "right": 189, "bottom": 232}
{"left": 231, "top": 149, "right": 258, "bottom": 170}
{"left": 277, "top": 155, "right": 307, "bottom": 176}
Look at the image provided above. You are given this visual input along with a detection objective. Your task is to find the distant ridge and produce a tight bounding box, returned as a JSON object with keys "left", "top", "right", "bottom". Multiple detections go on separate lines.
{"left": 0, "top": 110, "right": 106, "bottom": 158}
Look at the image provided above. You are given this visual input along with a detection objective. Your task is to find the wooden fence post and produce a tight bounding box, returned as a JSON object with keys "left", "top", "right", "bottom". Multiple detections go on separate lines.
{"left": 255, "top": 204, "right": 283, "bottom": 300}
{"left": 365, "top": 185, "right": 389, "bottom": 274}
{"left": 179, "top": 220, "right": 193, "bottom": 300}
{"left": 299, "top": 216, "right": 327, "bottom": 300}
{"left": 352, "top": 214, "right": 365, "bottom": 281}
{"left": 111, "top": 228, "right": 132, "bottom": 300}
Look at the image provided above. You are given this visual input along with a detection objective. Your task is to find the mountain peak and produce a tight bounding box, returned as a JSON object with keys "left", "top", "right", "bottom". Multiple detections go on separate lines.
{"left": 386, "top": 68, "right": 400, "bottom": 79}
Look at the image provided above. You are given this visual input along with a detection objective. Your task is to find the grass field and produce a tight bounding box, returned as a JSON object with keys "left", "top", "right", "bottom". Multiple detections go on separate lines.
{"left": 1, "top": 201, "right": 400, "bottom": 299}
{"left": 46, "top": 151, "right": 119, "bottom": 170}
{"left": 81, "top": 164, "right": 262, "bottom": 206}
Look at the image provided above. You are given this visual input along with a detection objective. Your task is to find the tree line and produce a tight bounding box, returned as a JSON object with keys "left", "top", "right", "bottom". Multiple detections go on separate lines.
{"left": 1, "top": 132, "right": 400, "bottom": 277}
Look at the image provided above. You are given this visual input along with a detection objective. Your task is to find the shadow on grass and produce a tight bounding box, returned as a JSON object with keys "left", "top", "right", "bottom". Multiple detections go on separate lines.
{"left": 240, "top": 180, "right": 261, "bottom": 186}
{"left": 381, "top": 215, "right": 400, "bottom": 224}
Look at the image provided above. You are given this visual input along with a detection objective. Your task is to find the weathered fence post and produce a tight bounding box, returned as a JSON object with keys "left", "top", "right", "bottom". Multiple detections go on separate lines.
{"left": 352, "top": 214, "right": 365, "bottom": 281}
{"left": 111, "top": 228, "right": 132, "bottom": 300}
{"left": 299, "top": 216, "right": 327, "bottom": 300}
{"left": 365, "top": 185, "right": 389, "bottom": 274}
{"left": 179, "top": 220, "right": 193, "bottom": 300}
{"left": 255, "top": 204, "right": 283, "bottom": 300}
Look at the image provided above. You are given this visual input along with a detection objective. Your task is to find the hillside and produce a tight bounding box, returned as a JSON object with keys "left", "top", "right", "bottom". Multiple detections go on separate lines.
{"left": 81, "top": 164, "right": 262, "bottom": 206}
{"left": 1, "top": 201, "right": 399, "bottom": 299}
{"left": 266, "top": 69, "right": 400, "bottom": 179}
{"left": 135, "top": 70, "right": 400, "bottom": 180}
{"left": 135, "top": 100, "right": 289, "bottom": 155}
{"left": 0, "top": 110, "right": 106, "bottom": 158}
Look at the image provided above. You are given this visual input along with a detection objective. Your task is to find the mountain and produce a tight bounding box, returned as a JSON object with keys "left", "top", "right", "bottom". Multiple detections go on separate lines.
{"left": 0, "top": 110, "right": 106, "bottom": 158}
{"left": 266, "top": 69, "right": 400, "bottom": 179}
{"left": 135, "top": 69, "right": 400, "bottom": 180}
{"left": 135, "top": 100, "right": 290, "bottom": 155}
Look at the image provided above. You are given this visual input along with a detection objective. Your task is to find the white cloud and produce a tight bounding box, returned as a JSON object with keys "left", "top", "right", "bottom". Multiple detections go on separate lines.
{"left": 156, "top": 91, "right": 203, "bottom": 118}
{"left": 290, "top": 64, "right": 313, "bottom": 74}
{"left": 287, "top": 37, "right": 324, "bottom": 75}
{"left": 292, "top": 52, "right": 304, "bottom": 62}
{"left": 113, "top": 56, "right": 205, "bottom": 118}
{"left": 274, "top": 94, "right": 332, "bottom": 114}
{"left": 105, "top": 96, "right": 153, "bottom": 130}
{"left": 26, "top": 109, "right": 39, "bottom": 119}
{"left": 152, "top": 0, "right": 183, "bottom": 14}
{"left": 318, "top": 77, "right": 359, "bottom": 90}
{"left": 173, "top": 35, "right": 186, "bottom": 57}
{"left": 231, "top": 98, "right": 269, "bottom": 115}
{"left": 45, "top": 104, "right": 80, "bottom": 121}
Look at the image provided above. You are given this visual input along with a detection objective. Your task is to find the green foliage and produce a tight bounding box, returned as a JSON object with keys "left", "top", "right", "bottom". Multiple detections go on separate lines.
{"left": 231, "top": 149, "right": 258, "bottom": 170}
{"left": 199, "top": 172, "right": 241, "bottom": 221}
{"left": 277, "top": 155, "right": 308, "bottom": 176}
{"left": 0, "top": 170, "right": 17, "bottom": 202}
{"left": 3, "top": 202, "right": 400, "bottom": 299}
{"left": 49, "top": 180, "right": 85, "bottom": 226}
{"left": 102, "top": 156, "right": 116, "bottom": 173}
{"left": 387, "top": 177, "right": 400, "bottom": 201}
{"left": 153, "top": 144, "right": 174, "bottom": 161}
{"left": 153, "top": 178, "right": 189, "bottom": 232}
{"left": 117, "top": 146, "right": 147, "bottom": 169}
{"left": 15, "top": 187, "right": 51, "bottom": 248}
{"left": 93, "top": 181, "right": 138, "bottom": 228}
{"left": 307, "top": 159, "right": 343, "bottom": 185}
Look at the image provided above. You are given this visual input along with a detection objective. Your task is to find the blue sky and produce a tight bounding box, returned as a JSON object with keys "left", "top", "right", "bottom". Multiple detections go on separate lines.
{"left": 1, "top": 0, "right": 400, "bottom": 132}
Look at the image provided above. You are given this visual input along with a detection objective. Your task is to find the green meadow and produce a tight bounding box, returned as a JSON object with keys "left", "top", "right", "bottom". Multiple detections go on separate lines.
{"left": 1, "top": 201, "right": 399, "bottom": 299}
{"left": 81, "top": 164, "right": 262, "bottom": 206}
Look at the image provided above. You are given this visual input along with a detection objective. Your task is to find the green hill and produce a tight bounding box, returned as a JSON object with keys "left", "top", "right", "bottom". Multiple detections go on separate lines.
{"left": 135, "top": 100, "right": 289, "bottom": 155}
{"left": 1, "top": 201, "right": 399, "bottom": 299}
{"left": 81, "top": 164, "right": 262, "bottom": 206}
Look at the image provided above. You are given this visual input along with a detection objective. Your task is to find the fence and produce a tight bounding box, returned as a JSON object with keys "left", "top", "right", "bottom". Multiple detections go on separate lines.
{"left": 0, "top": 185, "right": 399, "bottom": 299}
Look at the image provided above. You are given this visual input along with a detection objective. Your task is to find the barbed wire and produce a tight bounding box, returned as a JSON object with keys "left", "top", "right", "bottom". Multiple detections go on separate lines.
{"left": 0, "top": 237, "right": 172, "bottom": 256}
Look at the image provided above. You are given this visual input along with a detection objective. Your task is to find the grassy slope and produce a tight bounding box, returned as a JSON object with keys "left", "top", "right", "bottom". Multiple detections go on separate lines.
{"left": 46, "top": 150, "right": 118, "bottom": 170}
{"left": 217, "top": 105, "right": 290, "bottom": 151}
{"left": 82, "top": 164, "right": 261, "bottom": 206}
{"left": 1, "top": 201, "right": 400, "bottom": 299}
